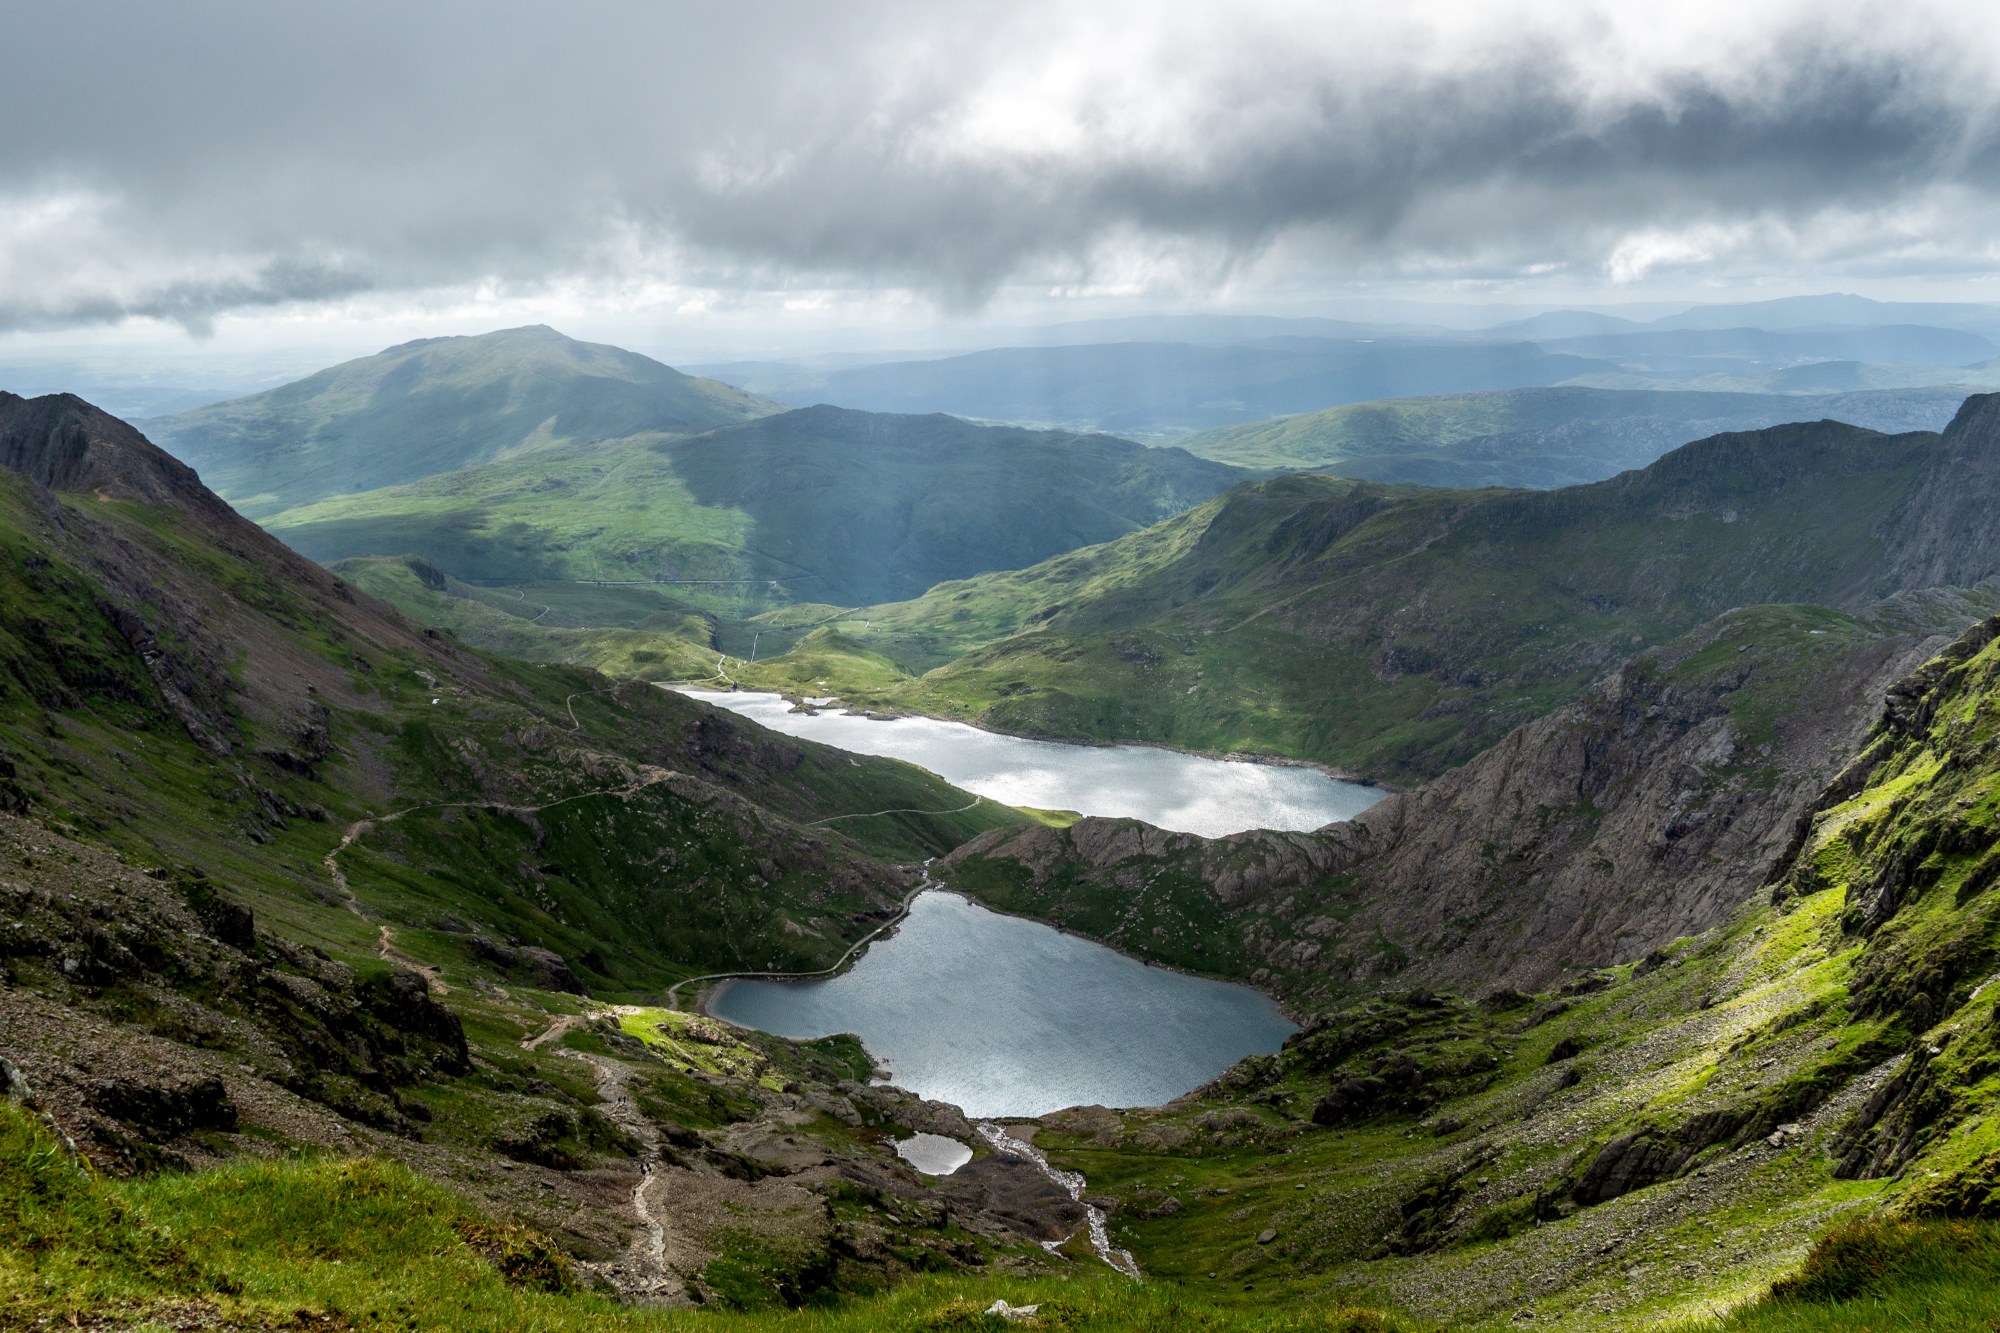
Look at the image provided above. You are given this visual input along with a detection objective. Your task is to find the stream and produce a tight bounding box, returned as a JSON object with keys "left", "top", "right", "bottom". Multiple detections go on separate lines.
{"left": 978, "top": 1122, "right": 1140, "bottom": 1277}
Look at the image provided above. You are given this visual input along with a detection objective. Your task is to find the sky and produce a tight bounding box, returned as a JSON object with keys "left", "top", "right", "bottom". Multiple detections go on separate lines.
{"left": 7, "top": 0, "right": 2000, "bottom": 372}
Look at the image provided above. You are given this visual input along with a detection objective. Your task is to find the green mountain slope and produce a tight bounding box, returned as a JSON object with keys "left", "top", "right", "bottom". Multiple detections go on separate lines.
{"left": 1174, "top": 384, "right": 1977, "bottom": 481}
{"left": 139, "top": 325, "right": 783, "bottom": 518}
{"left": 325, "top": 553, "right": 730, "bottom": 681}
{"left": 808, "top": 403, "right": 2000, "bottom": 781}
{"left": 260, "top": 405, "right": 1251, "bottom": 611}
{"left": 905, "top": 613, "right": 2000, "bottom": 1326}
{"left": 0, "top": 391, "right": 1021, "bottom": 998}
{"left": 12, "top": 391, "right": 2000, "bottom": 1329}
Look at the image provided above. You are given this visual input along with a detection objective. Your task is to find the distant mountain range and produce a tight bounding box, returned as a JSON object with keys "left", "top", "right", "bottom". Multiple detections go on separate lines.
{"left": 1172, "top": 384, "right": 1983, "bottom": 484}
{"left": 688, "top": 340, "right": 1612, "bottom": 434}
{"left": 138, "top": 326, "right": 784, "bottom": 518}
{"left": 686, "top": 313, "right": 2000, "bottom": 437}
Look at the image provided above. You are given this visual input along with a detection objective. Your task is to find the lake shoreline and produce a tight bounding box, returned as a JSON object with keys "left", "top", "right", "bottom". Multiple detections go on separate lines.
{"left": 696, "top": 886, "right": 1272, "bottom": 1025}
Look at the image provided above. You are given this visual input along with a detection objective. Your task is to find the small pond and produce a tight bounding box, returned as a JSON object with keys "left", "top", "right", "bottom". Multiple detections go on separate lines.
{"left": 708, "top": 891, "right": 1297, "bottom": 1117}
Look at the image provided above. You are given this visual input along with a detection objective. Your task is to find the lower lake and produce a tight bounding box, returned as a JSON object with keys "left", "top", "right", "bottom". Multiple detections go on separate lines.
{"left": 708, "top": 891, "right": 1298, "bottom": 1117}
{"left": 675, "top": 688, "right": 1381, "bottom": 837}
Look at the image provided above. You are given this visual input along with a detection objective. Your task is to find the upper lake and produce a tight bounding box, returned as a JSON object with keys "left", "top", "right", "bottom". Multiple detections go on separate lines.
{"left": 675, "top": 688, "right": 1382, "bottom": 837}
{"left": 709, "top": 891, "right": 1298, "bottom": 1117}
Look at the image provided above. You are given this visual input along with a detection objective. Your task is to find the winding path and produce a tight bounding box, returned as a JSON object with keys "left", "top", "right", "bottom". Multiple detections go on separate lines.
{"left": 321, "top": 768, "right": 677, "bottom": 919}
{"left": 806, "top": 795, "right": 984, "bottom": 826}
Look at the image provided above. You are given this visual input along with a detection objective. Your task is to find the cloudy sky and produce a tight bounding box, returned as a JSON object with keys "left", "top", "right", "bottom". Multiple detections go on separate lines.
{"left": 7, "top": 0, "right": 2000, "bottom": 363}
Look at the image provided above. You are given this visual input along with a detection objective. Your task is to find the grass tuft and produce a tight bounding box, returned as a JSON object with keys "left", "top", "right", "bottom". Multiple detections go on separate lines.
{"left": 1766, "top": 1216, "right": 2000, "bottom": 1305}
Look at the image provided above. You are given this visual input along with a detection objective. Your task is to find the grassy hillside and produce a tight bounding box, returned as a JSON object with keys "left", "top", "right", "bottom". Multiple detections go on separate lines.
{"left": 141, "top": 326, "right": 783, "bottom": 517}
{"left": 328, "top": 554, "right": 728, "bottom": 681}
{"left": 13, "top": 393, "right": 2000, "bottom": 1329}
{"left": 0, "top": 399, "right": 1025, "bottom": 1001}
{"left": 262, "top": 405, "right": 1250, "bottom": 613}
{"left": 778, "top": 414, "right": 2000, "bottom": 782}
{"left": 1174, "top": 385, "right": 1976, "bottom": 481}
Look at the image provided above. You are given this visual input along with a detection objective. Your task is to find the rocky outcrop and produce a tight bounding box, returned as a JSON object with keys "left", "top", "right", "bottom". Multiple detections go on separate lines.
{"left": 469, "top": 938, "right": 591, "bottom": 995}
{"left": 0, "top": 814, "right": 471, "bottom": 1169}
{"left": 0, "top": 392, "right": 236, "bottom": 522}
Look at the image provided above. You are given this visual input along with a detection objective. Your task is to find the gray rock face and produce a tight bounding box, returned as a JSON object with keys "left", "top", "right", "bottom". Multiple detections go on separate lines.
{"left": 0, "top": 391, "right": 230, "bottom": 519}
{"left": 837, "top": 1081, "right": 974, "bottom": 1140}
{"left": 517, "top": 946, "right": 589, "bottom": 996}
{"left": 1878, "top": 393, "right": 2000, "bottom": 594}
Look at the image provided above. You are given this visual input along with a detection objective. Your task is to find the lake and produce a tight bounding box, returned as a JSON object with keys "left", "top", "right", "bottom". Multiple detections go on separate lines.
{"left": 708, "top": 891, "right": 1297, "bottom": 1117}
{"left": 674, "top": 688, "right": 1381, "bottom": 837}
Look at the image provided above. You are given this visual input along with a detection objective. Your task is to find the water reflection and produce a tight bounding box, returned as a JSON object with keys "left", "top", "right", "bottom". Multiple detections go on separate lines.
{"left": 709, "top": 892, "right": 1296, "bottom": 1118}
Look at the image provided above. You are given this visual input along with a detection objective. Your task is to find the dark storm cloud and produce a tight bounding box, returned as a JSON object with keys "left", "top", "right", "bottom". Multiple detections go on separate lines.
{"left": 0, "top": 1, "right": 1996, "bottom": 327}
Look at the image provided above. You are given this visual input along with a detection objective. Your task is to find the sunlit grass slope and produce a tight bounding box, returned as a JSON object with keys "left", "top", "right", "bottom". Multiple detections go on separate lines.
{"left": 1, "top": 1101, "right": 1434, "bottom": 1333}
{"left": 8, "top": 1102, "right": 1999, "bottom": 1331}
{"left": 330, "top": 553, "right": 727, "bottom": 681}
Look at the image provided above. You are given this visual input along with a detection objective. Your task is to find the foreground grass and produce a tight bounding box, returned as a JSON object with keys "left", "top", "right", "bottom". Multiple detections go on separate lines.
{"left": 7, "top": 1103, "right": 2000, "bottom": 1332}
{"left": 1696, "top": 1217, "right": 2000, "bottom": 1332}
{"left": 0, "top": 1103, "right": 1425, "bottom": 1332}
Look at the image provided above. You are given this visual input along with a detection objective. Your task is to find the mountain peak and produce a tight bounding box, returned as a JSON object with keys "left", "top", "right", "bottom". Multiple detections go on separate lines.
{"left": 0, "top": 391, "right": 231, "bottom": 522}
{"left": 376, "top": 323, "right": 566, "bottom": 357}
{"left": 145, "top": 328, "right": 785, "bottom": 518}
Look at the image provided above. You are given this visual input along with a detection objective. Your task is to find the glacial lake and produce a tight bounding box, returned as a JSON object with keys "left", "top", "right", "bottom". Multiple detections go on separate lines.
{"left": 708, "top": 891, "right": 1297, "bottom": 1117}
{"left": 675, "top": 688, "right": 1382, "bottom": 837}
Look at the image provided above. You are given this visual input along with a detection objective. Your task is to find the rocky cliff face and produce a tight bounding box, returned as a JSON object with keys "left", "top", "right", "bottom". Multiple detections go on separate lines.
{"left": 944, "top": 590, "right": 1998, "bottom": 997}
{"left": 1311, "top": 600, "right": 1979, "bottom": 993}
{"left": 0, "top": 392, "right": 238, "bottom": 523}
{"left": 1878, "top": 392, "right": 2000, "bottom": 595}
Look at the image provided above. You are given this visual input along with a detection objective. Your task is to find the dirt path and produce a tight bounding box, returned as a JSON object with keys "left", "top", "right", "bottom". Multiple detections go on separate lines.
{"left": 321, "top": 821, "right": 374, "bottom": 916}
{"left": 805, "top": 795, "right": 984, "bottom": 826}
{"left": 522, "top": 1011, "right": 693, "bottom": 1302}
{"left": 520, "top": 1013, "right": 587, "bottom": 1051}
{"left": 322, "top": 768, "right": 677, "bottom": 919}
{"left": 375, "top": 925, "right": 448, "bottom": 993}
